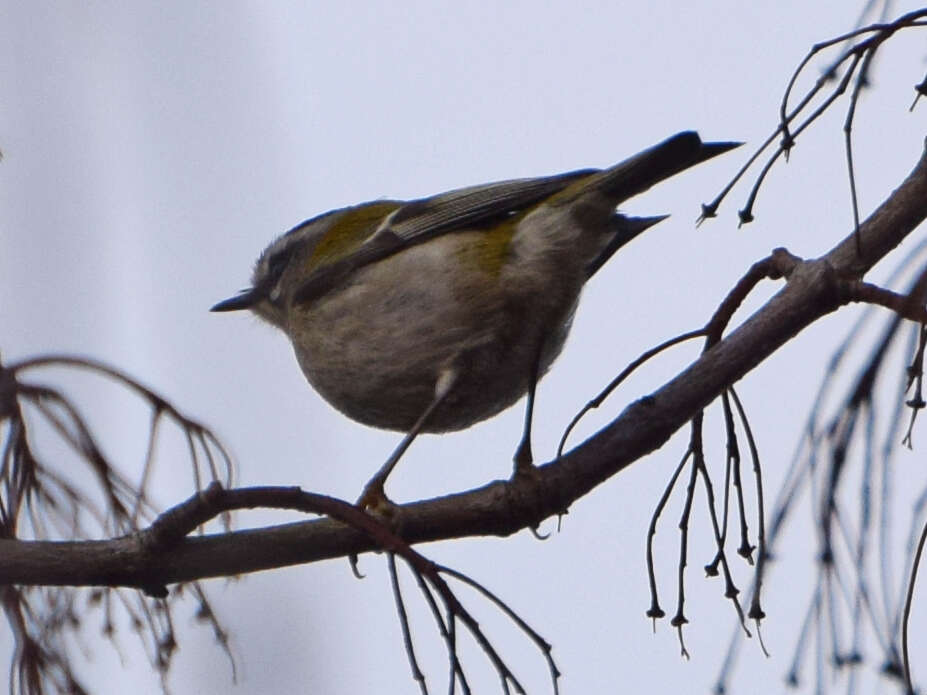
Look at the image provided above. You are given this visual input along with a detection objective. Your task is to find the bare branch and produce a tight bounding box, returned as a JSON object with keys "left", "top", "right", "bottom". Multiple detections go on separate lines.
{"left": 0, "top": 143, "right": 924, "bottom": 594}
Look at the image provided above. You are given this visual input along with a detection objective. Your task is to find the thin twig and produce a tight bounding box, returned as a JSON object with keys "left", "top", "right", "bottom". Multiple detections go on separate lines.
{"left": 902, "top": 516, "right": 927, "bottom": 694}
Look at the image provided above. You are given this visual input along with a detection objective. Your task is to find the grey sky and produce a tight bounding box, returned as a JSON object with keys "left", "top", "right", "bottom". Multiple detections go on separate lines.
{"left": 2, "top": 2, "right": 926, "bottom": 693}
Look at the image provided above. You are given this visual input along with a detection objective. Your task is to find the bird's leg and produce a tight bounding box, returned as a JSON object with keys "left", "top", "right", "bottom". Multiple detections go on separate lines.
{"left": 513, "top": 344, "right": 543, "bottom": 475}
{"left": 512, "top": 346, "right": 553, "bottom": 539}
{"left": 358, "top": 367, "right": 458, "bottom": 511}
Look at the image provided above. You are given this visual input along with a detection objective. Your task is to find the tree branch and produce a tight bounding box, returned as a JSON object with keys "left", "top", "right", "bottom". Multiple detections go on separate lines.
{"left": 2, "top": 139, "right": 927, "bottom": 591}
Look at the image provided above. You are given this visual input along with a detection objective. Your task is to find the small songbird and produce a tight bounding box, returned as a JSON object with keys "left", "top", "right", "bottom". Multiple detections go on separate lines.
{"left": 212, "top": 131, "right": 738, "bottom": 506}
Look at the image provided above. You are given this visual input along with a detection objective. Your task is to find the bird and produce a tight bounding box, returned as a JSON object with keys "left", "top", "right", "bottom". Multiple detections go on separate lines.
{"left": 212, "top": 131, "right": 738, "bottom": 507}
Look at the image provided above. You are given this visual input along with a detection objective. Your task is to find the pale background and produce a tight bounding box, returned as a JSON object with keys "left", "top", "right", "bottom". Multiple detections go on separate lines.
{"left": 1, "top": 2, "right": 926, "bottom": 693}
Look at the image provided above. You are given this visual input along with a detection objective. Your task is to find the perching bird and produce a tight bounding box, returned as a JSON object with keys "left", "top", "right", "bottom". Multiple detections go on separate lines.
{"left": 212, "top": 131, "right": 738, "bottom": 506}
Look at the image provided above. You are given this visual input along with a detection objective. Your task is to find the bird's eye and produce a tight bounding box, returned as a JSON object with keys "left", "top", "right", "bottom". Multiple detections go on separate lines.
{"left": 265, "top": 250, "right": 290, "bottom": 283}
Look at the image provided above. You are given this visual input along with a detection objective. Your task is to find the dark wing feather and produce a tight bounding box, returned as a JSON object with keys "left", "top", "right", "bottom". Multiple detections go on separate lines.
{"left": 386, "top": 168, "right": 599, "bottom": 243}
{"left": 293, "top": 132, "right": 740, "bottom": 305}
{"left": 292, "top": 169, "right": 599, "bottom": 305}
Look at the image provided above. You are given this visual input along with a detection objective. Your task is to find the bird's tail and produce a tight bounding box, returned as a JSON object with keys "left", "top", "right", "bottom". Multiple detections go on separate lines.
{"left": 551, "top": 131, "right": 740, "bottom": 208}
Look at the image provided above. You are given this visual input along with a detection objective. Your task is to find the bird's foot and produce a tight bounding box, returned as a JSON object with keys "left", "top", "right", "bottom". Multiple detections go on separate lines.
{"left": 512, "top": 437, "right": 535, "bottom": 476}
{"left": 356, "top": 478, "right": 401, "bottom": 521}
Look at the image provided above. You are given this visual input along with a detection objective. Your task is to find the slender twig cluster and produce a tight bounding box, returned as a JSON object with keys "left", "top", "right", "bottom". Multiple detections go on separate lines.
{"left": 699, "top": 7, "right": 927, "bottom": 241}
{"left": 143, "top": 483, "right": 561, "bottom": 695}
{"left": 706, "top": 185, "right": 927, "bottom": 695}
{"left": 559, "top": 10, "right": 927, "bottom": 688}
{"left": 0, "top": 356, "right": 560, "bottom": 695}
{"left": 0, "top": 354, "right": 237, "bottom": 694}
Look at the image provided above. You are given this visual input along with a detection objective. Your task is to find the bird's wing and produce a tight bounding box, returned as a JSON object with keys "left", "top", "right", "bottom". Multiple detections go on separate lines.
{"left": 293, "top": 132, "right": 740, "bottom": 304}
{"left": 384, "top": 168, "right": 598, "bottom": 243}
{"left": 291, "top": 169, "right": 598, "bottom": 304}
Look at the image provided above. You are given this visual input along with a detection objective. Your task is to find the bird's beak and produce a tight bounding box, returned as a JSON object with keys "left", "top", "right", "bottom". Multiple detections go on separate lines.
{"left": 210, "top": 288, "right": 261, "bottom": 312}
